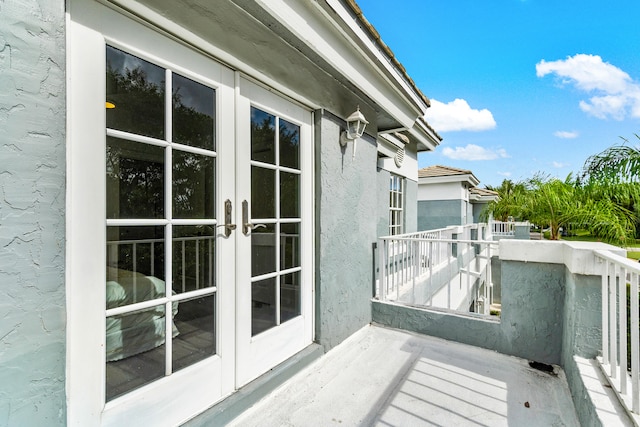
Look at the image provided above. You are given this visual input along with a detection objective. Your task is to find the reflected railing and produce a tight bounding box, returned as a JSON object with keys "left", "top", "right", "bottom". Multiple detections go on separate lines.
{"left": 107, "top": 235, "right": 215, "bottom": 293}
{"left": 377, "top": 224, "right": 498, "bottom": 315}
{"left": 107, "top": 233, "right": 299, "bottom": 289}
{"left": 595, "top": 249, "right": 640, "bottom": 417}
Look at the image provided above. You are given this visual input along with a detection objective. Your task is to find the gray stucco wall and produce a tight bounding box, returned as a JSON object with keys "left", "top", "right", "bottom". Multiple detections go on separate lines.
{"left": 472, "top": 201, "right": 488, "bottom": 223}
{"left": 0, "top": 1, "right": 67, "bottom": 425}
{"left": 560, "top": 272, "right": 604, "bottom": 427}
{"left": 376, "top": 167, "right": 390, "bottom": 238}
{"left": 404, "top": 179, "right": 417, "bottom": 233}
{"left": 373, "top": 260, "right": 566, "bottom": 365}
{"left": 314, "top": 111, "right": 377, "bottom": 351}
{"left": 562, "top": 273, "right": 601, "bottom": 361}
{"left": 417, "top": 199, "right": 464, "bottom": 231}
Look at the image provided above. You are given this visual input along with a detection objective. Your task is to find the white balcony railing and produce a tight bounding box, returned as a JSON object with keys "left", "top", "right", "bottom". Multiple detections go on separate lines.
{"left": 489, "top": 220, "right": 515, "bottom": 236}
{"left": 378, "top": 224, "right": 498, "bottom": 315}
{"left": 595, "top": 249, "right": 640, "bottom": 417}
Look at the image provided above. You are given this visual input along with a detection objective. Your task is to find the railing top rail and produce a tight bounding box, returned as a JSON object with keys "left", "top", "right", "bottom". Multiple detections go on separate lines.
{"left": 594, "top": 249, "right": 640, "bottom": 274}
{"left": 379, "top": 224, "right": 487, "bottom": 240}
{"left": 378, "top": 236, "right": 498, "bottom": 246}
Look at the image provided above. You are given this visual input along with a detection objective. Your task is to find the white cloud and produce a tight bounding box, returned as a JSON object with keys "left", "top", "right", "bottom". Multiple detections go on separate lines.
{"left": 552, "top": 161, "right": 569, "bottom": 168}
{"left": 441, "top": 144, "right": 509, "bottom": 161}
{"left": 553, "top": 130, "right": 579, "bottom": 139}
{"left": 497, "top": 171, "right": 512, "bottom": 177}
{"left": 425, "top": 98, "right": 496, "bottom": 132}
{"left": 536, "top": 54, "right": 640, "bottom": 120}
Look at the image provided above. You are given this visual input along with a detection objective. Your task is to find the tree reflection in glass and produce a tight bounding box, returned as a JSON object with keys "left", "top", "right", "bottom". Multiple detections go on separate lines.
{"left": 106, "top": 46, "right": 165, "bottom": 139}
{"left": 172, "top": 73, "right": 215, "bottom": 151}
{"left": 106, "top": 137, "right": 164, "bottom": 219}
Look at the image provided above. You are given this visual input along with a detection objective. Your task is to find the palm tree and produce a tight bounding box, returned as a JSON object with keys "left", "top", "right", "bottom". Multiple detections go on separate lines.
{"left": 580, "top": 135, "right": 640, "bottom": 183}
{"left": 502, "top": 174, "right": 637, "bottom": 243}
{"left": 482, "top": 179, "right": 528, "bottom": 222}
{"left": 580, "top": 136, "right": 640, "bottom": 239}
{"left": 519, "top": 174, "right": 575, "bottom": 240}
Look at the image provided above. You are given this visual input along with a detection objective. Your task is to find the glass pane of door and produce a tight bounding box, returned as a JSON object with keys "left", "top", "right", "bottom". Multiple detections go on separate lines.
{"left": 249, "top": 107, "right": 302, "bottom": 337}
{"left": 105, "top": 45, "right": 219, "bottom": 402}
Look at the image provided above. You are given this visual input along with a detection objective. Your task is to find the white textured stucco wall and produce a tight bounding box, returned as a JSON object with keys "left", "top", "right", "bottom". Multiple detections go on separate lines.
{"left": 0, "top": 1, "right": 66, "bottom": 425}
{"left": 417, "top": 181, "right": 466, "bottom": 201}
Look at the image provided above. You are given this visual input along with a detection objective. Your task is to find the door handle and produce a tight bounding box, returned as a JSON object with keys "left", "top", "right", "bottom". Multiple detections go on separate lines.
{"left": 217, "top": 199, "right": 236, "bottom": 237}
{"left": 246, "top": 223, "right": 267, "bottom": 232}
{"left": 242, "top": 200, "right": 266, "bottom": 235}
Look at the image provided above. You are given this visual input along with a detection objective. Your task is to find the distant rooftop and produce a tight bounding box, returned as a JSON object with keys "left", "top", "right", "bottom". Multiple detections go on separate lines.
{"left": 418, "top": 165, "right": 474, "bottom": 178}
{"left": 471, "top": 187, "right": 499, "bottom": 197}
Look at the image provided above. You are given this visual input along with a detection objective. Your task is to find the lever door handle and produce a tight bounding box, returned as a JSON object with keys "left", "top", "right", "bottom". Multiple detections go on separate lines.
{"left": 242, "top": 200, "right": 266, "bottom": 235}
{"left": 244, "top": 223, "right": 266, "bottom": 233}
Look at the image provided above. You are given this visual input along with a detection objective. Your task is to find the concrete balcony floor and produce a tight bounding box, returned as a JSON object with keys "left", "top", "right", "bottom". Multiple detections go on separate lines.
{"left": 229, "top": 325, "right": 579, "bottom": 426}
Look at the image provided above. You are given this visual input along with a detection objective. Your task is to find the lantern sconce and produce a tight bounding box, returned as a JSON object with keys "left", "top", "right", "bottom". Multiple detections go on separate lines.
{"left": 340, "top": 106, "right": 369, "bottom": 159}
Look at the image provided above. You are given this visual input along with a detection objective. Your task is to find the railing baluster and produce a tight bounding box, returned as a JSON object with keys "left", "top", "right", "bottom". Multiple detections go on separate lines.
{"left": 620, "top": 265, "right": 627, "bottom": 394}
{"left": 394, "top": 240, "right": 398, "bottom": 293}
{"left": 150, "top": 242, "right": 155, "bottom": 277}
{"left": 631, "top": 271, "right": 639, "bottom": 413}
{"left": 208, "top": 237, "right": 213, "bottom": 287}
{"left": 602, "top": 260, "right": 609, "bottom": 365}
{"left": 182, "top": 240, "right": 186, "bottom": 293}
{"left": 447, "top": 241, "right": 452, "bottom": 310}
{"left": 428, "top": 241, "right": 433, "bottom": 306}
{"left": 610, "top": 262, "right": 618, "bottom": 379}
{"left": 132, "top": 243, "right": 137, "bottom": 302}
{"left": 411, "top": 240, "right": 417, "bottom": 304}
{"left": 378, "top": 238, "right": 386, "bottom": 301}
{"left": 487, "top": 244, "right": 492, "bottom": 309}
{"left": 195, "top": 238, "right": 200, "bottom": 290}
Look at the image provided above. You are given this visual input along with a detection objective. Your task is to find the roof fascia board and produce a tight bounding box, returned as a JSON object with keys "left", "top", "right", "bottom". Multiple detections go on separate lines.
{"left": 407, "top": 122, "right": 439, "bottom": 152}
{"left": 321, "top": 0, "right": 428, "bottom": 114}
{"left": 251, "top": 0, "right": 423, "bottom": 127}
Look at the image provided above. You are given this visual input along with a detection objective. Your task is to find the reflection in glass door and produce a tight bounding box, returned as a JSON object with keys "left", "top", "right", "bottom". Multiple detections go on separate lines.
{"left": 104, "top": 45, "right": 218, "bottom": 401}
{"left": 249, "top": 107, "right": 302, "bottom": 336}
{"left": 235, "top": 78, "right": 312, "bottom": 387}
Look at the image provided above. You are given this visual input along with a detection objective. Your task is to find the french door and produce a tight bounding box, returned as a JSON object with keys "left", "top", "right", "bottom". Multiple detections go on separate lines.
{"left": 235, "top": 78, "right": 313, "bottom": 387}
{"left": 68, "top": 3, "right": 312, "bottom": 424}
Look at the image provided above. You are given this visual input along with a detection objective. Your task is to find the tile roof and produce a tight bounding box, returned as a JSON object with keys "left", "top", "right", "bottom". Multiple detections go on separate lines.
{"left": 470, "top": 187, "right": 499, "bottom": 197}
{"left": 418, "top": 165, "right": 475, "bottom": 178}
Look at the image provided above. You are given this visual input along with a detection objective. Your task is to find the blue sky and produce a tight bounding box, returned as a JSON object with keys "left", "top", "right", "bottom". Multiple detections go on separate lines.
{"left": 357, "top": 0, "right": 640, "bottom": 187}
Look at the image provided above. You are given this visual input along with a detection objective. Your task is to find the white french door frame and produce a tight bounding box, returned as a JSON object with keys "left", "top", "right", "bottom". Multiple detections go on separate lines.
{"left": 234, "top": 75, "right": 314, "bottom": 387}
{"left": 67, "top": 2, "right": 316, "bottom": 425}
{"left": 67, "top": 4, "right": 236, "bottom": 426}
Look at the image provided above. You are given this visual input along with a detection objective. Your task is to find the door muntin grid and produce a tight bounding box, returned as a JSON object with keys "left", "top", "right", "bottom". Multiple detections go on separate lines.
{"left": 105, "top": 45, "right": 218, "bottom": 401}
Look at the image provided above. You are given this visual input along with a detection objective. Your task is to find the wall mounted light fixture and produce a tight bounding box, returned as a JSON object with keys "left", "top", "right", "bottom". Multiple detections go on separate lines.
{"left": 340, "top": 106, "right": 369, "bottom": 159}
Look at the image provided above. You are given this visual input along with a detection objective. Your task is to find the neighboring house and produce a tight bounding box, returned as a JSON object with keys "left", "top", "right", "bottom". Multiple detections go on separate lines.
{"left": 470, "top": 187, "right": 499, "bottom": 223}
{"left": 417, "top": 165, "right": 481, "bottom": 231}
{"left": 1, "top": 1, "right": 441, "bottom": 425}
